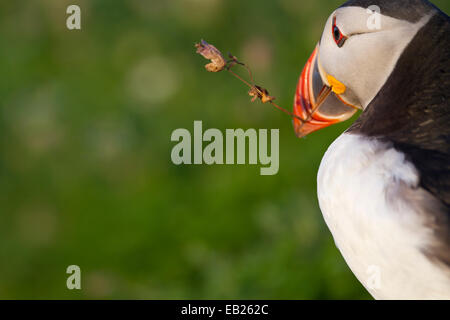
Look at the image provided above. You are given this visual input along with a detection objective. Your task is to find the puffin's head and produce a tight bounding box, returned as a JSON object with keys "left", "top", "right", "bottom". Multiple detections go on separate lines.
{"left": 294, "top": 0, "right": 436, "bottom": 137}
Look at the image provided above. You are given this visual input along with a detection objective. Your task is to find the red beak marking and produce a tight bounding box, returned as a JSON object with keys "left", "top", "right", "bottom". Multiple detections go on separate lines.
{"left": 293, "top": 47, "right": 341, "bottom": 138}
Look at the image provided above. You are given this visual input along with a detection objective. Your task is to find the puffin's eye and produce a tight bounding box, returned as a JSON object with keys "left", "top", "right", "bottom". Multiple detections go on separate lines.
{"left": 332, "top": 17, "right": 347, "bottom": 48}
{"left": 333, "top": 26, "right": 341, "bottom": 41}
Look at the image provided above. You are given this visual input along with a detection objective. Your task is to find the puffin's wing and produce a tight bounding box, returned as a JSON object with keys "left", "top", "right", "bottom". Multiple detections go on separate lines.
{"left": 393, "top": 171, "right": 450, "bottom": 269}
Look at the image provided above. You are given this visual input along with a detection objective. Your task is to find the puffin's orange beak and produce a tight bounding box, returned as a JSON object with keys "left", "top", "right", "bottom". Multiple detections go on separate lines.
{"left": 293, "top": 45, "right": 357, "bottom": 138}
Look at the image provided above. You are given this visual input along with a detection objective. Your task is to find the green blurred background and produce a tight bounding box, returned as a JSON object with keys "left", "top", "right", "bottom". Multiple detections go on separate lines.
{"left": 0, "top": 0, "right": 448, "bottom": 299}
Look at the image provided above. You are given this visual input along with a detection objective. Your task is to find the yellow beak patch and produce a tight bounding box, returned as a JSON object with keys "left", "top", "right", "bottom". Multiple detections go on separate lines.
{"left": 327, "top": 75, "right": 346, "bottom": 95}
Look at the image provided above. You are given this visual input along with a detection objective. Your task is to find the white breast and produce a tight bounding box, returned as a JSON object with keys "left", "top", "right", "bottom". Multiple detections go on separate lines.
{"left": 317, "top": 133, "right": 450, "bottom": 299}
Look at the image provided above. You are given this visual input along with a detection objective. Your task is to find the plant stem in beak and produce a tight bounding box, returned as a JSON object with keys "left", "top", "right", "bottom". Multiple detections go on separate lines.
{"left": 295, "top": 85, "right": 332, "bottom": 132}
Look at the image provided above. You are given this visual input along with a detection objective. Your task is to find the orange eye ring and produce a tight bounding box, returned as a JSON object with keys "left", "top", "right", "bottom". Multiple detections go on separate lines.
{"left": 332, "top": 16, "right": 347, "bottom": 48}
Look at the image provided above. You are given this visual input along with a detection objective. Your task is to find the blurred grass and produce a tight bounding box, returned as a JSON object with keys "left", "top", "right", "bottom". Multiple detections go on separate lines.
{"left": 0, "top": 0, "right": 448, "bottom": 299}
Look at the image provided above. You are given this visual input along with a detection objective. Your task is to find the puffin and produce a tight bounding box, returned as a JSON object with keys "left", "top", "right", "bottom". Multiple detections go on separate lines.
{"left": 293, "top": 0, "right": 449, "bottom": 299}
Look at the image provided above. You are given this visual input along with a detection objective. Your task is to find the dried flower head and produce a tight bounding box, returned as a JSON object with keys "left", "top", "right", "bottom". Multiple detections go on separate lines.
{"left": 195, "top": 39, "right": 304, "bottom": 123}
{"left": 195, "top": 40, "right": 226, "bottom": 72}
{"left": 248, "top": 85, "right": 275, "bottom": 104}
{"left": 248, "top": 87, "right": 259, "bottom": 102}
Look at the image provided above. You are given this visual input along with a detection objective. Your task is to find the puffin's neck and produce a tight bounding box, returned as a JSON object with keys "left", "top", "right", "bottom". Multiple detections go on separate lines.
{"left": 347, "top": 11, "right": 450, "bottom": 209}
{"left": 348, "top": 11, "right": 450, "bottom": 147}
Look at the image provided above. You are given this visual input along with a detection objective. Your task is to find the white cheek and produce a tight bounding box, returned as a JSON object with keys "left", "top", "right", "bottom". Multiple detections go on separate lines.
{"left": 318, "top": 8, "right": 433, "bottom": 108}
